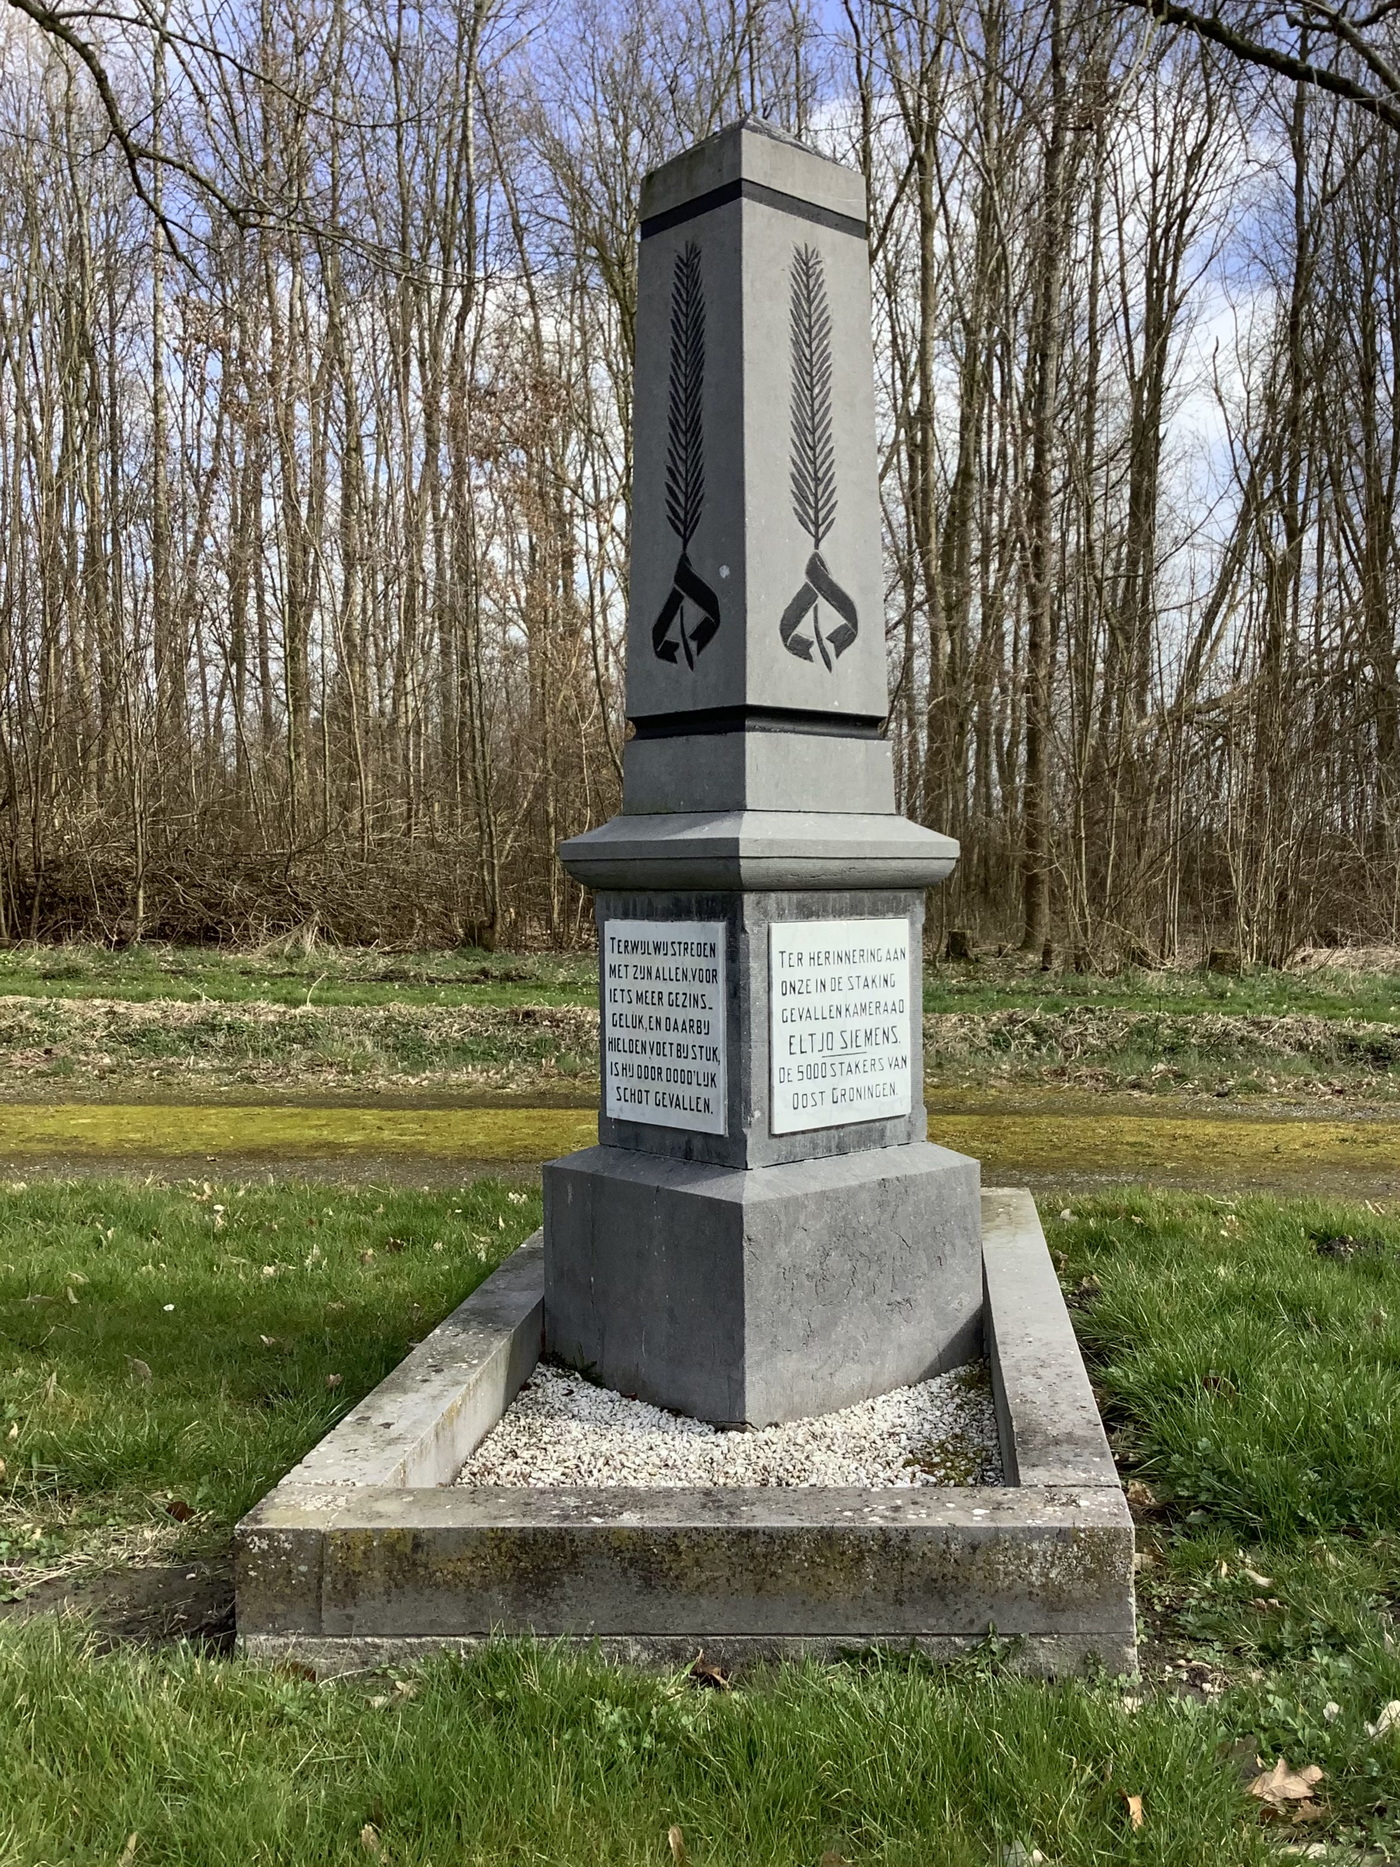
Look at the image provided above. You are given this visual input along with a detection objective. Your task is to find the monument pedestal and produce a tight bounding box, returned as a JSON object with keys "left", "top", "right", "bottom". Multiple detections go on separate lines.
{"left": 543, "top": 879, "right": 981, "bottom": 1424}
{"left": 236, "top": 1193, "right": 1136, "bottom": 1680}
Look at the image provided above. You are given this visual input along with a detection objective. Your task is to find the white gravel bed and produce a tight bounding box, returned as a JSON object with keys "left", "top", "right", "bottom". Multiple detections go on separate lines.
{"left": 455, "top": 1362, "right": 1003, "bottom": 1489}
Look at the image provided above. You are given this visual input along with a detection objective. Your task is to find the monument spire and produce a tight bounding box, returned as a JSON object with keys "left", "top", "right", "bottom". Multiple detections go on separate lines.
{"left": 562, "top": 119, "right": 956, "bottom": 886}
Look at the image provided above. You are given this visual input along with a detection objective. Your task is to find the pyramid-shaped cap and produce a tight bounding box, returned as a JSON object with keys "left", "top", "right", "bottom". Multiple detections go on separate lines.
{"left": 640, "top": 117, "right": 866, "bottom": 227}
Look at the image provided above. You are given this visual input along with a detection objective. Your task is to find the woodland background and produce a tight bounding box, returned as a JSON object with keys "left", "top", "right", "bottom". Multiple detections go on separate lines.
{"left": 1, "top": 0, "right": 1397, "bottom": 960}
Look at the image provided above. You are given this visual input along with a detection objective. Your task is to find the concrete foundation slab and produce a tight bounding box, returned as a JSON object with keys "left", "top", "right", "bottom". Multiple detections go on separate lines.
{"left": 236, "top": 1190, "right": 1135, "bottom": 1677}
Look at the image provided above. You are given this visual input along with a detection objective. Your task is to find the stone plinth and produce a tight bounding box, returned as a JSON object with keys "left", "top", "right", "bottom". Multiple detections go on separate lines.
{"left": 546, "top": 1142, "right": 980, "bottom": 1427}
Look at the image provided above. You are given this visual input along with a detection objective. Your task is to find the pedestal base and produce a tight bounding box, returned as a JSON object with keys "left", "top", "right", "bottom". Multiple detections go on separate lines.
{"left": 543, "top": 1140, "right": 981, "bottom": 1426}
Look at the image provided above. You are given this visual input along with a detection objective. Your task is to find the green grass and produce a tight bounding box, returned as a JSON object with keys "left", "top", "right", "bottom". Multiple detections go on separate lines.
{"left": 0, "top": 941, "right": 597, "bottom": 1009}
{"left": 923, "top": 1010, "right": 1400, "bottom": 1102}
{"left": 2, "top": 940, "right": 1398, "bottom": 1024}
{"left": 0, "top": 1178, "right": 537, "bottom": 1561}
{"left": 8, "top": 1184, "right": 1400, "bottom": 1860}
{"left": 0, "top": 996, "right": 596, "bottom": 1097}
{"left": 1050, "top": 1192, "right": 1400, "bottom": 1537}
{"left": 0, "top": 1623, "right": 1308, "bottom": 1866}
{"left": 924, "top": 957, "right": 1400, "bottom": 1020}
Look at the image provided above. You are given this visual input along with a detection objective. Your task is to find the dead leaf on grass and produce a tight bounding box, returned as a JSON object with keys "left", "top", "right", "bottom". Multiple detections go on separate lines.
{"left": 1123, "top": 1793, "right": 1145, "bottom": 1830}
{"left": 163, "top": 1499, "right": 196, "bottom": 1523}
{"left": 1367, "top": 1700, "right": 1400, "bottom": 1738}
{"left": 668, "top": 1825, "right": 687, "bottom": 1864}
{"left": 326, "top": 1373, "right": 343, "bottom": 1389}
{"left": 1314, "top": 1232, "right": 1387, "bottom": 1261}
{"left": 1067, "top": 1273, "right": 1101, "bottom": 1310}
{"left": 359, "top": 1823, "right": 381, "bottom": 1855}
{"left": 1248, "top": 1758, "right": 1324, "bottom": 1811}
{"left": 117, "top": 1835, "right": 139, "bottom": 1867}
{"left": 688, "top": 1651, "right": 731, "bottom": 1690}
{"left": 1125, "top": 1479, "right": 1159, "bottom": 1519}
{"left": 126, "top": 1358, "right": 152, "bottom": 1385}
{"left": 1242, "top": 1567, "right": 1273, "bottom": 1587}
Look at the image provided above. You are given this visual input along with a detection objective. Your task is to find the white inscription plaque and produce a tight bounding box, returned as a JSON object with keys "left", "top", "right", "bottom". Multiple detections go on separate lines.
{"left": 769, "top": 917, "right": 913, "bottom": 1133}
{"left": 602, "top": 920, "right": 727, "bottom": 1134}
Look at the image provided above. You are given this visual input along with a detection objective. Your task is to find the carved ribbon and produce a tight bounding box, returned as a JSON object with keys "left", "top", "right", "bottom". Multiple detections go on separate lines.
{"left": 779, "top": 549, "right": 858, "bottom": 670}
{"left": 653, "top": 550, "right": 721, "bottom": 667}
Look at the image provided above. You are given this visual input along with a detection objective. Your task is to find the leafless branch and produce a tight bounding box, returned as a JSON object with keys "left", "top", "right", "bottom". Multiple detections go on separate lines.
{"left": 1122, "top": 0, "right": 1400, "bottom": 132}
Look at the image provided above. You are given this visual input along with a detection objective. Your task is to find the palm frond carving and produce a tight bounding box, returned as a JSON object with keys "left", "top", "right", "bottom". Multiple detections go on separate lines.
{"left": 653, "top": 240, "right": 719, "bottom": 667}
{"left": 665, "top": 241, "right": 706, "bottom": 547}
{"left": 789, "top": 244, "right": 836, "bottom": 549}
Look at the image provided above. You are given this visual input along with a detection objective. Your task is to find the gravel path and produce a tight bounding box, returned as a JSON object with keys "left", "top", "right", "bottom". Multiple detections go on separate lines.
{"left": 455, "top": 1362, "right": 1003, "bottom": 1489}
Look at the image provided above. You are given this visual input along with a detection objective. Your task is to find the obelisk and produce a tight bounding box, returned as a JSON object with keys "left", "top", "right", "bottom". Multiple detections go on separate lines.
{"left": 544, "top": 121, "right": 981, "bottom": 1427}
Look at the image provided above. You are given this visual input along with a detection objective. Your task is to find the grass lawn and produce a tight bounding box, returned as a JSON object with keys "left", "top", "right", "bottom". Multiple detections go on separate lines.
{"left": 922, "top": 957, "right": 1400, "bottom": 1021}
{"left": 0, "top": 944, "right": 1398, "bottom": 1109}
{"left": 0, "top": 1177, "right": 540, "bottom": 1565}
{"left": 0, "top": 941, "right": 598, "bottom": 1011}
{"left": 0, "top": 1624, "right": 1295, "bottom": 1867}
{"left": 3, "top": 1183, "right": 1400, "bottom": 1860}
{"left": 2, "top": 938, "right": 1398, "bottom": 1022}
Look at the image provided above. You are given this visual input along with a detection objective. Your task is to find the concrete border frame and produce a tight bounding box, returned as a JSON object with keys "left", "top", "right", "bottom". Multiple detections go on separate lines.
{"left": 235, "top": 1189, "right": 1135, "bottom": 1676}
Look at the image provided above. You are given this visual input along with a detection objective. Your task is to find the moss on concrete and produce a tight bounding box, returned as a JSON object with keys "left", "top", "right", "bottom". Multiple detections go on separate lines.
{"left": 3, "top": 1099, "right": 1398, "bottom": 1198}
{"left": 0, "top": 1102, "right": 599, "bottom": 1160}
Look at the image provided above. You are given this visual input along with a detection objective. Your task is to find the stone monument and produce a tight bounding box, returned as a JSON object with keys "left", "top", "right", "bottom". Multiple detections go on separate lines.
{"left": 544, "top": 120, "right": 981, "bottom": 1428}
{"left": 237, "top": 124, "right": 1134, "bottom": 1675}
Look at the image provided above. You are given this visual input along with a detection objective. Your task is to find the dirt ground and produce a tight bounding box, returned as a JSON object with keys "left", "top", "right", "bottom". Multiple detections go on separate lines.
{"left": 0, "top": 1558, "right": 235, "bottom": 1650}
